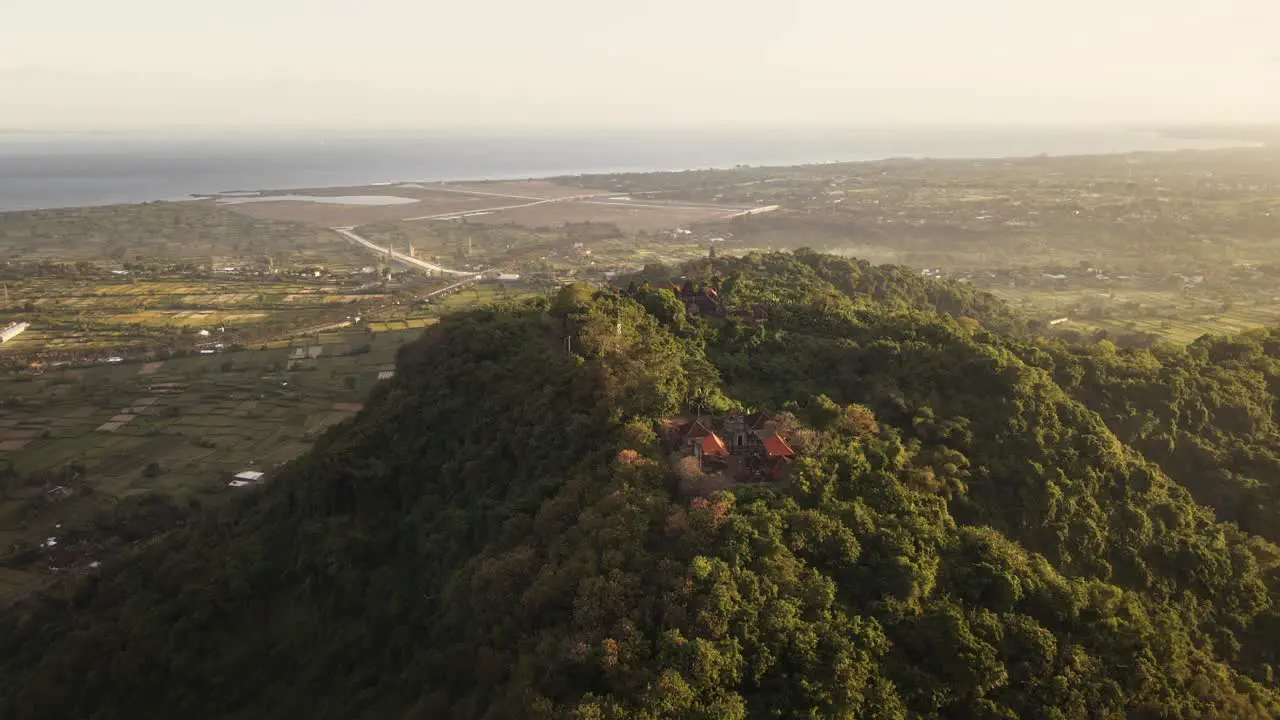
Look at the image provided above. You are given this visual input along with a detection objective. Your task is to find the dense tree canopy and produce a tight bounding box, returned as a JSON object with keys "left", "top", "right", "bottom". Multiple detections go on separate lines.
{"left": 3, "top": 253, "right": 1280, "bottom": 719}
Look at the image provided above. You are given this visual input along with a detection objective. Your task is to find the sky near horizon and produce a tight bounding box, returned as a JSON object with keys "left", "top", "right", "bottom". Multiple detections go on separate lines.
{"left": 2, "top": 0, "right": 1278, "bottom": 130}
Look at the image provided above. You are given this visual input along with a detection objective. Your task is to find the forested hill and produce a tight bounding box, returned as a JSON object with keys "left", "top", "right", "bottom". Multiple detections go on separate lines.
{"left": 631, "top": 249, "right": 1027, "bottom": 335}
{"left": 4, "top": 253, "right": 1280, "bottom": 719}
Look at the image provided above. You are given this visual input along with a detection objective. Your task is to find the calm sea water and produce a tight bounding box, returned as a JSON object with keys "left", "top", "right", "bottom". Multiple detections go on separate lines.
{"left": 0, "top": 128, "right": 1252, "bottom": 213}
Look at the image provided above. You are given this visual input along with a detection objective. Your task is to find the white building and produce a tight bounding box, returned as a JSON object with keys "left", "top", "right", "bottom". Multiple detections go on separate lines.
{"left": 232, "top": 470, "right": 265, "bottom": 486}
{"left": 0, "top": 321, "right": 29, "bottom": 343}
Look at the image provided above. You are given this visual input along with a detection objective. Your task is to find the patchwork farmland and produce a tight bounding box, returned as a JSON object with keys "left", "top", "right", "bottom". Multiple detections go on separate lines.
{"left": 0, "top": 326, "right": 424, "bottom": 601}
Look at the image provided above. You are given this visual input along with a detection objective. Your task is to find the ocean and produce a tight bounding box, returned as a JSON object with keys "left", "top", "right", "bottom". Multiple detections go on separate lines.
{"left": 0, "top": 127, "right": 1254, "bottom": 213}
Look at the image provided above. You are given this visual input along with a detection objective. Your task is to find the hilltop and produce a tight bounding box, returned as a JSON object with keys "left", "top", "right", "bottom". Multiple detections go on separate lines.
{"left": 3, "top": 251, "right": 1280, "bottom": 719}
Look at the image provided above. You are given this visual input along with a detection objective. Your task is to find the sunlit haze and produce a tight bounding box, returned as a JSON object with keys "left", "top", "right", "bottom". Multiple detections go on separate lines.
{"left": 3, "top": 0, "right": 1279, "bottom": 130}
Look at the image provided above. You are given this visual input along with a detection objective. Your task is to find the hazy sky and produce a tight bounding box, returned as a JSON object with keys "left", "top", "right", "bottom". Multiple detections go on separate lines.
{"left": 2, "top": 0, "right": 1278, "bottom": 130}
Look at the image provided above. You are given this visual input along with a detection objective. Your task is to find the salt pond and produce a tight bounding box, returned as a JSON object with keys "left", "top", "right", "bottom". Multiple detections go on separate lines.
{"left": 216, "top": 194, "right": 419, "bottom": 206}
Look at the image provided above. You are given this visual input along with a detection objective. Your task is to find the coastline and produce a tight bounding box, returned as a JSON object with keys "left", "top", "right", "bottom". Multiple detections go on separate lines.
{"left": 0, "top": 128, "right": 1270, "bottom": 213}
{"left": 203, "top": 141, "right": 1269, "bottom": 207}
{"left": 1151, "top": 125, "right": 1278, "bottom": 147}
{"left": 201, "top": 130, "right": 1268, "bottom": 199}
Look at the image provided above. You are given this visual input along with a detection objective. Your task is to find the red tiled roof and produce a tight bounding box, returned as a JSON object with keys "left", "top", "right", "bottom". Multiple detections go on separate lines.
{"left": 701, "top": 433, "right": 730, "bottom": 457}
{"left": 761, "top": 434, "right": 795, "bottom": 458}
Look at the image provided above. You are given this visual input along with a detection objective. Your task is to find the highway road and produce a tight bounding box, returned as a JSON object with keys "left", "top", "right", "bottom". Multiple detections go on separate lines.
{"left": 331, "top": 226, "right": 481, "bottom": 277}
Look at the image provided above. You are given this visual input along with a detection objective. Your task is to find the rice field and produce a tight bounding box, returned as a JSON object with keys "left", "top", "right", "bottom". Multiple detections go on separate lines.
{"left": 0, "top": 270, "right": 411, "bottom": 359}
{"left": 0, "top": 202, "right": 374, "bottom": 263}
{"left": 0, "top": 325, "right": 432, "bottom": 600}
{"left": 101, "top": 311, "right": 272, "bottom": 327}
{"left": 995, "top": 287, "right": 1280, "bottom": 344}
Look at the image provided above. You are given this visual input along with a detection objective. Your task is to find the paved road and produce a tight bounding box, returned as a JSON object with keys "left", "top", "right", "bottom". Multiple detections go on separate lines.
{"left": 283, "top": 319, "right": 355, "bottom": 337}
{"left": 417, "top": 185, "right": 548, "bottom": 201}
{"left": 403, "top": 198, "right": 557, "bottom": 222}
{"left": 580, "top": 199, "right": 755, "bottom": 214}
{"left": 425, "top": 275, "right": 483, "bottom": 298}
{"left": 400, "top": 183, "right": 765, "bottom": 223}
{"left": 407, "top": 196, "right": 756, "bottom": 223}
{"left": 724, "top": 204, "right": 781, "bottom": 219}
{"left": 401, "top": 187, "right": 616, "bottom": 222}
{"left": 332, "top": 226, "right": 482, "bottom": 277}
{"left": 339, "top": 186, "right": 781, "bottom": 273}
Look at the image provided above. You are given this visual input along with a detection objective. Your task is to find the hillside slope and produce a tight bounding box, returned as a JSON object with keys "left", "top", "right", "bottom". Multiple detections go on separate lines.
{"left": 2, "top": 254, "right": 1280, "bottom": 719}
{"left": 1040, "top": 332, "right": 1280, "bottom": 542}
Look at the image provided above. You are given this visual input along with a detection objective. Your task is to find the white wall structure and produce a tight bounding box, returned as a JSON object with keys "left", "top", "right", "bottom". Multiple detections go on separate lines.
{"left": 0, "top": 322, "right": 29, "bottom": 343}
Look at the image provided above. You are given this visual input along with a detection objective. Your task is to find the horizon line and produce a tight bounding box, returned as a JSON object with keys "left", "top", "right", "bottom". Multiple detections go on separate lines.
{"left": 4, "top": 121, "right": 1280, "bottom": 136}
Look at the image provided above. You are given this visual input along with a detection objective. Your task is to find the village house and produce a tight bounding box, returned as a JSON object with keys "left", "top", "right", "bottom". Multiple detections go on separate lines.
{"left": 695, "top": 432, "right": 731, "bottom": 471}
{"left": 669, "top": 281, "right": 722, "bottom": 317}
{"left": 759, "top": 433, "right": 797, "bottom": 481}
{"left": 229, "top": 470, "right": 266, "bottom": 488}
{"left": 669, "top": 413, "right": 796, "bottom": 482}
{"left": 678, "top": 418, "right": 715, "bottom": 452}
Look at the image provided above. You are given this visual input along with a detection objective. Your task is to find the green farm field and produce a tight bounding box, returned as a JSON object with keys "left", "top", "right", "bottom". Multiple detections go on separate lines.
{"left": 994, "top": 286, "right": 1280, "bottom": 343}
{"left": 0, "top": 326, "right": 424, "bottom": 600}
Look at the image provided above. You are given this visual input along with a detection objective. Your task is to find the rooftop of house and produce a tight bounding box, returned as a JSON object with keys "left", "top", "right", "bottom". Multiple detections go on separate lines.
{"left": 680, "top": 419, "right": 716, "bottom": 440}
{"left": 676, "top": 413, "right": 783, "bottom": 443}
{"left": 701, "top": 433, "right": 730, "bottom": 458}
{"left": 761, "top": 434, "right": 795, "bottom": 459}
